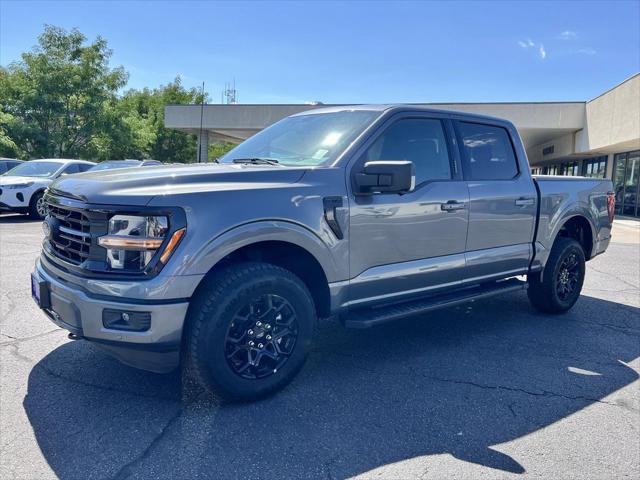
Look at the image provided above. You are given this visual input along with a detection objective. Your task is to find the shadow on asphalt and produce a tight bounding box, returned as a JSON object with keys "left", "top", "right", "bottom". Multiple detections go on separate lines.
{"left": 23, "top": 293, "right": 639, "bottom": 479}
{"left": 0, "top": 213, "right": 40, "bottom": 223}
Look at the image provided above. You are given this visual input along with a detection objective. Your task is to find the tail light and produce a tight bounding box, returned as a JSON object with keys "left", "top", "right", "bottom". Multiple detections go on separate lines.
{"left": 606, "top": 191, "right": 615, "bottom": 224}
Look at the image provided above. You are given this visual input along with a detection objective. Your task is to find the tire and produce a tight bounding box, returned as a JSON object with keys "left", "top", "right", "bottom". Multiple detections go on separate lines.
{"left": 186, "top": 262, "right": 316, "bottom": 402}
{"left": 29, "top": 191, "right": 47, "bottom": 219}
{"left": 528, "top": 237, "right": 586, "bottom": 314}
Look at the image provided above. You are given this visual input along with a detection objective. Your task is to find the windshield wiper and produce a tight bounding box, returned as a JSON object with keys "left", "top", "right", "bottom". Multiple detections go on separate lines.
{"left": 232, "top": 157, "right": 281, "bottom": 166}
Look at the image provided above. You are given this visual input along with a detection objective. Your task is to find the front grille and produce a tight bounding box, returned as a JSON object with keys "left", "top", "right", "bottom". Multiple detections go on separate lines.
{"left": 47, "top": 203, "right": 92, "bottom": 265}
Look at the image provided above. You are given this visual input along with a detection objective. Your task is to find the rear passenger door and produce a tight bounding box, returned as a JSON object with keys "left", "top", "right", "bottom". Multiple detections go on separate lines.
{"left": 454, "top": 120, "right": 537, "bottom": 284}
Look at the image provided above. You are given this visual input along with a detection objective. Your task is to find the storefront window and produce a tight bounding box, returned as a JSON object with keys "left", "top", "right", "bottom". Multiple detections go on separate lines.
{"left": 561, "top": 161, "right": 580, "bottom": 176}
{"left": 583, "top": 156, "right": 608, "bottom": 178}
{"left": 613, "top": 151, "right": 640, "bottom": 217}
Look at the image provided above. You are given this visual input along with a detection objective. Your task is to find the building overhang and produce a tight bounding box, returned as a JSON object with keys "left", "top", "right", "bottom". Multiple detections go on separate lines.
{"left": 164, "top": 73, "right": 639, "bottom": 166}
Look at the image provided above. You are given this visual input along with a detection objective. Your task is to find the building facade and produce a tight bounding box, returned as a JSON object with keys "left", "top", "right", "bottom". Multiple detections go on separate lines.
{"left": 165, "top": 74, "right": 640, "bottom": 216}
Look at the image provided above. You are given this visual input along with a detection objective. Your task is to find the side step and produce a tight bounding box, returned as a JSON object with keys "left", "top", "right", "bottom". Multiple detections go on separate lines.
{"left": 343, "top": 278, "right": 527, "bottom": 328}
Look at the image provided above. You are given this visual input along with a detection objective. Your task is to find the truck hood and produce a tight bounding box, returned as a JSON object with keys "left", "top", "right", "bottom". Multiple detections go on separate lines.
{"left": 49, "top": 163, "right": 308, "bottom": 206}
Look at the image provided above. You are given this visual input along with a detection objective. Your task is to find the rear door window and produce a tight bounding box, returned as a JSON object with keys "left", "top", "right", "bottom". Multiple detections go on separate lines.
{"left": 61, "top": 164, "right": 80, "bottom": 175}
{"left": 457, "top": 122, "right": 518, "bottom": 180}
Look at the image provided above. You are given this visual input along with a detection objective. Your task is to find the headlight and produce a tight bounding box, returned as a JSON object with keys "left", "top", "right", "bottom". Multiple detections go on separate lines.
{"left": 4, "top": 182, "right": 34, "bottom": 189}
{"left": 98, "top": 215, "right": 184, "bottom": 271}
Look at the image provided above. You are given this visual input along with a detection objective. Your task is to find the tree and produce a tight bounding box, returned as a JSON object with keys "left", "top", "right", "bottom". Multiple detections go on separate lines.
{"left": 209, "top": 141, "right": 236, "bottom": 160}
{"left": 0, "top": 111, "right": 24, "bottom": 158}
{"left": 0, "top": 25, "right": 127, "bottom": 159}
{"left": 116, "top": 77, "right": 210, "bottom": 163}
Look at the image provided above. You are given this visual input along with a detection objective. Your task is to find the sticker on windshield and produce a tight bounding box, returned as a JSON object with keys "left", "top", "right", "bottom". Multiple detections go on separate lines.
{"left": 312, "top": 149, "right": 329, "bottom": 160}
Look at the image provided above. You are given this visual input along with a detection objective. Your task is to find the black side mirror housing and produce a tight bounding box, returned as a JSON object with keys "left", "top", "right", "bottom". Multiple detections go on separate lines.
{"left": 354, "top": 161, "right": 415, "bottom": 194}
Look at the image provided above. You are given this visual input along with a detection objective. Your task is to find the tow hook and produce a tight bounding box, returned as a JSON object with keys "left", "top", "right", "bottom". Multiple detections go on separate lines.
{"left": 67, "top": 333, "right": 82, "bottom": 341}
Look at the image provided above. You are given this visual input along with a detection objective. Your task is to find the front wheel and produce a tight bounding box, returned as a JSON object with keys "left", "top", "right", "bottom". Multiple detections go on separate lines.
{"left": 29, "top": 191, "right": 47, "bottom": 219}
{"left": 186, "top": 262, "right": 316, "bottom": 402}
{"left": 528, "top": 237, "right": 586, "bottom": 314}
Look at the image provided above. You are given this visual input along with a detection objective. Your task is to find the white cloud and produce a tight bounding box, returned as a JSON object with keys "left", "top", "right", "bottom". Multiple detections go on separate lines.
{"left": 558, "top": 30, "right": 578, "bottom": 40}
{"left": 577, "top": 47, "right": 597, "bottom": 55}
{"left": 518, "top": 38, "right": 547, "bottom": 59}
{"left": 518, "top": 38, "right": 536, "bottom": 48}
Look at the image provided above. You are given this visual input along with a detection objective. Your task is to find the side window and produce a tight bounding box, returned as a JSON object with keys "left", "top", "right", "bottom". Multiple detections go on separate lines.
{"left": 77, "top": 164, "right": 93, "bottom": 172}
{"left": 0, "top": 164, "right": 6, "bottom": 174}
{"left": 61, "top": 164, "right": 80, "bottom": 175}
{"left": 458, "top": 122, "right": 518, "bottom": 180}
{"left": 364, "top": 118, "right": 452, "bottom": 185}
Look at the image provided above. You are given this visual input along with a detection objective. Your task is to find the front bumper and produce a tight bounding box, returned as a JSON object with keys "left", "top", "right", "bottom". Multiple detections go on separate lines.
{"left": 32, "top": 258, "right": 192, "bottom": 373}
{"left": 0, "top": 187, "right": 31, "bottom": 209}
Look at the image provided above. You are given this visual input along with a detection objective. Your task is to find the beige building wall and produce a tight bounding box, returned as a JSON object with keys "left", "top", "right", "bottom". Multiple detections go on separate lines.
{"left": 576, "top": 74, "right": 640, "bottom": 154}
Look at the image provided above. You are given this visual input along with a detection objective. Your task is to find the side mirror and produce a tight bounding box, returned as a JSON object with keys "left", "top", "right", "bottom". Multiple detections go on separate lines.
{"left": 354, "top": 161, "right": 415, "bottom": 194}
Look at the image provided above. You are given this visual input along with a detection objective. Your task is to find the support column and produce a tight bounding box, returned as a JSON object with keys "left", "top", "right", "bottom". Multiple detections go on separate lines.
{"left": 197, "top": 131, "right": 209, "bottom": 163}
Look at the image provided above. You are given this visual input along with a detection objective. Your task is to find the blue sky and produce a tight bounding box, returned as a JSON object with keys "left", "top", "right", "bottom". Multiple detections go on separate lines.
{"left": 1, "top": 0, "right": 639, "bottom": 103}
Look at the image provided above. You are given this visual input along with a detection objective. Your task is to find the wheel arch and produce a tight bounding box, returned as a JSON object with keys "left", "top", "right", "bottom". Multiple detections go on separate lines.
{"left": 185, "top": 221, "right": 342, "bottom": 319}
{"left": 553, "top": 214, "right": 596, "bottom": 260}
{"left": 29, "top": 187, "right": 47, "bottom": 204}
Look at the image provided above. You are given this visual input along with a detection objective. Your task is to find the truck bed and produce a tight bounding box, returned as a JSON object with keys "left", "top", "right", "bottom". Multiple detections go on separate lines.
{"left": 533, "top": 175, "right": 613, "bottom": 264}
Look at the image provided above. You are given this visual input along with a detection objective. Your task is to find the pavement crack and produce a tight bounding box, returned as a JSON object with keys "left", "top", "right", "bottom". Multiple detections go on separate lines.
{"left": 588, "top": 265, "right": 639, "bottom": 290}
{"left": 34, "top": 363, "right": 178, "bottom": 402}
{"left": 110, "top": 407, "right": 184, "bottom": 480}
{"left": 7, "top": 344, "right": 35, "bottom": 364}
{"left": 417, "top": 372, "right": 624, "bottom": 407}
{"left": 0, "top": 328, "right": 63, "bottom": 346}
{"left": 578, "top": 319, "right": 639, "bottom": 337}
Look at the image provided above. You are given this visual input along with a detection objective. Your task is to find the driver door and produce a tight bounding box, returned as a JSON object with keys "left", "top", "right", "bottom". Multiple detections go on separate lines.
{"left": 347, "top": 115, "right": 469, "bottom": 307}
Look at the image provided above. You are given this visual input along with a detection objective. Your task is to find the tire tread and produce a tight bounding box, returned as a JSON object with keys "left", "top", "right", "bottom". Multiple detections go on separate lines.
{"left": 186, "top": 262, "right": 315, "bottom": 402}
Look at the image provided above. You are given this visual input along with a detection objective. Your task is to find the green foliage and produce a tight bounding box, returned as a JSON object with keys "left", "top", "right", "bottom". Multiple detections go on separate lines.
{"left": 0, "top": 25, "right": 211, "bottom": 163}
{"left": 0, "top": 25, "right": 127, "bottom": 159}
{"left": 209, "top": 142, "right": 236, "bottom": 161}
{"left": 106, "top": 78, "right": 208, "bottom": 163}
{"left": 0, "top": 111, "right": 24, "bottom": 158}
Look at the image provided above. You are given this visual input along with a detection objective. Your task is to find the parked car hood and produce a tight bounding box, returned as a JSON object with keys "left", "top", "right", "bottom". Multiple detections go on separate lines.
{"left": 0, "top": 175, "right": 52, "bottom": 186}
{"left": 48, "top": 163, "right": 308, "bottom": 206}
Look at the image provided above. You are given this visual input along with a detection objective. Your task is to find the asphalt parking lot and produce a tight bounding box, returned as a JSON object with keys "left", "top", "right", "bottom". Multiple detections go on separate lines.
{"left": 1, "top": 214, "right": 638, "bottom": 480}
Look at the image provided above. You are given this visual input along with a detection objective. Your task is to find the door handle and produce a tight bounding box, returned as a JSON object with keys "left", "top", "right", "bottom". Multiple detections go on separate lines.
{"left": 441, "top": 201, "right": 466, "bottom": 212}
{"left": 515, "top": 198, "right": 535, "bottom": 207}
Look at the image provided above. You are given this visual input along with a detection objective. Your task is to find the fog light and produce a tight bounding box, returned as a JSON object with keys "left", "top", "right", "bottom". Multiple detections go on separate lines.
{"left": 102, "top": 309, "right": 151, "bottom": 332}
{"left": 16, "top": 192, "right": 24, "bottom": 202}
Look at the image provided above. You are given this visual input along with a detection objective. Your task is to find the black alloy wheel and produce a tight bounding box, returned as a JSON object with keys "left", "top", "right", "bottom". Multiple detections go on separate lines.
{"left": 224, "top": 294, "right": 299, "bottom": 379}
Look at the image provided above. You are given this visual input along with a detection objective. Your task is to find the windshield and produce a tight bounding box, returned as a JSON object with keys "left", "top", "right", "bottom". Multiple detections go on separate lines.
{"left": 89, "top": 161, "right": 140, "bottom": 171}
{"left": 219, "top": 110, "right": 380, "bottom": 167}
{"left": 4, "top": 161, "right": 62, "bottom": 177}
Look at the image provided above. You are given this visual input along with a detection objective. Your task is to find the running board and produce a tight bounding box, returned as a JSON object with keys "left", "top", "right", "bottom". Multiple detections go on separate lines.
{"left": 343, "top": 278, "right": 527, "bottom": 328}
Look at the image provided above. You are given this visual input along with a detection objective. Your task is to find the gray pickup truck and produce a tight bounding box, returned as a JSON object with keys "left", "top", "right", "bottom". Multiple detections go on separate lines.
{"left": 31, "top": 106, "right": 615, "bottom": 401}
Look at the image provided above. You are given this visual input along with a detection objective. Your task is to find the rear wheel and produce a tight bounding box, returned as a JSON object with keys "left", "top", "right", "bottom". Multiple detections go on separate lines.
{"left": 186, "top": 262, "right": 316, "bottom": 402}
{"left": 528, "top": 237, "right": 585, "bottom": 314}
{"left": 28, "top": 191, "right": 47, "bottom": 219}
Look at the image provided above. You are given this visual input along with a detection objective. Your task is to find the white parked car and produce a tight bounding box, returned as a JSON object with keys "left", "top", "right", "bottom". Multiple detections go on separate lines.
{"left": 0, "top": 159, "right": 95, "bottom": 219}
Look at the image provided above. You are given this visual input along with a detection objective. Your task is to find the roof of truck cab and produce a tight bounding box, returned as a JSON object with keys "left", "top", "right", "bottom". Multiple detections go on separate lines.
{"left": 290, "top": 104, "right": 512, "bottom": 125}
